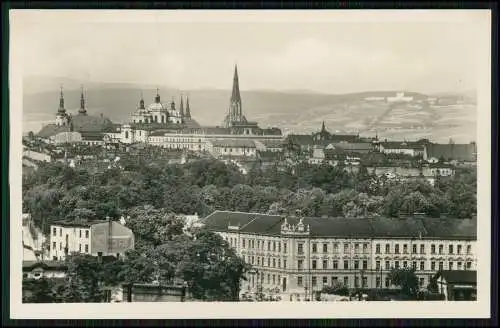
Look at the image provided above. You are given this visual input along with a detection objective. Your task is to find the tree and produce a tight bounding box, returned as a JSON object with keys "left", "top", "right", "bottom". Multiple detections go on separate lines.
{"left": 388, "top": 268, "right": 419, "bottom": 298}
{"left": 22, "top": 278, "right": 56, "bottom": 303}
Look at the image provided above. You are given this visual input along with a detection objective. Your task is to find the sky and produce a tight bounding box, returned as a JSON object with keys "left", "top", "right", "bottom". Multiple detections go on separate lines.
{"left": 11, "top": 10, "right": 490, "bottom": 94}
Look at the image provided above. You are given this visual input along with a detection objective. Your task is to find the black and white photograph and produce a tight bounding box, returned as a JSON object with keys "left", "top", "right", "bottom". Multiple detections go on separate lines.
{"left": 9, "top": 9, "right": 491, "bottom": 319}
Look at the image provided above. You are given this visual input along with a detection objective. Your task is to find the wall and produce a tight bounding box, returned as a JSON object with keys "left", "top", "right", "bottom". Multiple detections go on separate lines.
{"left": 90, "top": 221, "right": 135, "bottom": 256}
{"left": 122, "top": 284, "right": 187, "bottom": 302}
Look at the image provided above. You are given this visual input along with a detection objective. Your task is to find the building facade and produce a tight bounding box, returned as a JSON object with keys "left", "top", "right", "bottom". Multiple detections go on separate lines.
{"left": 49, "top": 219, "right": 135, "bottom": 261}
{"left": 202, "top": 211, "right": 477, "bottom": 300}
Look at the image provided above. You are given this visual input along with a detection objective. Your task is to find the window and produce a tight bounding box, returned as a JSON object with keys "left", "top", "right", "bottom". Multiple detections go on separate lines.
{"left": 52, "top": 242, "right": 56, "bottom": 250}
{"left": 457, "top": 245, "right": 462, "bottom": 254}
{"left": 284, "top": 259, "right": 287, "bottom": 269}
{"left": 403, "top": 261, "right": 408, "bottom": 268}
{"left": 466, "top": 245, "right": 471, "bottom": 254}
{"left": 343, "top": 260, "right": 349, "bottom": 270}
{"left": 323, "top": 276, "right": 328, "bottom": 285}
{"left": 332, "top": 276, "right": 338, "bottom": 284}
{"left": 344, "top": 243, "right": 349, "bottom": 253}
{"left": 53, "top": 228, "right": 57, "bottom": 236}
{"left": 420, "top": 244, "right": 425, "bottom": 254}
{"left": 353, "top": 260, "right": 359, "bottom": 269}
{"left": 376, "top": 261, "right": 381, "bottom": 270}
{"left": 268, "top": 241, "right": 271, "bottom": 251}
{"left": 343, "top": 276, "right": 349, "bottom": 287}
{"left": 298, "top": 243, "right": 304, "bottom": 255}
{"left": 323, "top": 243, "right": 328, "bottom": 253}
{"left": 322, "top": 260, "right": 328, "bottom": 269}
{"left": 438, "top": 262, "right": 444, "bottom": 270}
{"left": 354, "top": 277, "right": 359, "bottom": 288}
{"left": 376, "top": 244, "right": 381, "bottom": 254}
{"left": 257, "top": 240, "right": 260, "bottom": 249}
{"left": 333, "top": 260, "right": 338, "bottom": 269}
{"left": 449, "top": 245, "right": 454, "bottom": 254}
{"left": 419, "top": 278, "right": 425, "bottom": 286}
{"left": 354, "top": 244, "right": 360, "bottom": 253}
{"left": 385, "top": 277, "right": 390, "bottom": 287}
{"left": 438, "top": 244, "right": 444, "bottom": 254}
{"left": 79, "top": 244, "right": 82, "bottom": 252}
{"left": 412, "top": 261, "right": 417, "bottom": 269}
{"left": 412, "top": 244, "right": 417, "bottom": 254}
{"left": 267, "top": 274, "right": 270, "bottom": 284}
{"left": 312, "top": 277, "right": 317, "bottom": 286}
{"left": 362, "top": 260, "right": 368, "bottom": 270}
{"left": 333, "top": 243, "right": 339, "bottom": 253}
{"left": 273, "top": 259, "right": 276, "bottom": 267}
{"left": 85, "top": 230, "right": 89, "bottom": 238}
{"left": 376, "top": 277, "right": 381, "bottom": 288}
{"left": 403, "top": 244, "right": 408, "bottom": 254}
{"left": 466, "top": 262, "right": 472, "bottom": 269}
{"left": 59, "top": 242, "right": 62, "bottom": 250}
{"left": 362, "top": 277, "right": 368, "bottom": 288}
{"left": 273, "top": 275, "right": 276, "bottom": 285}
{"left": 431, "top": 261, "right": 436, "bottom": 270}
{"left": 267, "top": 258, "right": 270, "bottom": 266}
{"left": 420, "top": 261, "right": 425, "bottom": 271}
{"left": 395, "top": 261, "right": 400, "bottom": 269}
{"left": 385, "top": 261, "right": 390, "bottom": 270}
{"left": 257, "top": 257, "right": 260, "bottom": 266}
{"left": 395, "top": 244, "right": 400, "bottom": 254}
{"left": 59, "top": 228, "right": 62, "bottom": 237}
{"left": 312, "top": 260, "right": 317, "bottom": 270}
{"left": 242, "top": 239, "right": 246, "bottom": 248}
{"left": 385, "top": 244, "right": 390, "bottom": 253}
{"left": 449, "top": 262, "right": 453, "bottom": 270}
{"left": 431, "top": 244, "right": 436, "bottom": 254}
{"left": 85, "top": 244, "right": 88, "bottom": 253}
{"left": 297, "top": 276, "right": 303, "bottom": 286}
{"left": 273, "top": 241, "right": 276, "bottom": 252}
{"left": 278, "top": 242, "right": 281, "bottom": 252}
{"left": 298, "top": 260, "right": 303, "bottom": 270}
{"left": 312, "top": 243, "right": 317, "bottom": 253}
{"left": 284, "top": 243, "right": 287, "bottom": 253}
{"left": 363, "top": 243, "right": 368, "bottom": 253}
{"left": 457, "top": 261, "right": 462, "bottom": 269}
{"left": 252, "top": 257, "right": 255, "bottom": 265}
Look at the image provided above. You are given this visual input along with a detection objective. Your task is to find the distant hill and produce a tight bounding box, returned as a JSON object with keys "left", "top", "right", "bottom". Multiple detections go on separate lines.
{"left": 22, "top": 77, "right": 476, "bottom": 143}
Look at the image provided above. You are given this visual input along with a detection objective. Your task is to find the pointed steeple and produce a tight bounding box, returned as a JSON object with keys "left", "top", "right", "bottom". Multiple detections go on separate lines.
{"left": 58, "top": 85, "right": 66, "bottom": 114}
{"left": 231, "top": 64, "right": 241, "bottom": 103}
{"left": 185, "top": 95, "right": 191, "bottom": 119}
{"left": 170, "top": 96, "right": 176, "bottom": 111}
{"left": 139, "top": 92, "right": 145, "bottom": 109}
{"left": 78, "top": 85, "right": 87, "bottom": 115}
{"left": 179, "top": 94, "right": 185, "bottom": 117}
{"left": 155, "top": 88, "right": 161, "bottom": 103}
{"left": 321, "top": 121, "right": 326, "bottom": 132}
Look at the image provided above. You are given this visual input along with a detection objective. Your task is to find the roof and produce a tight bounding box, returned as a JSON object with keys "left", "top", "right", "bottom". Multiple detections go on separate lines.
{"left": 425, "top": 143, "right": 476, "bottom": 162}
{"left": 37, "top": 114, "right": 116, "bottom": 138}
{"left": 51, "top": 219, "right": 109, "bottom": 228}
{"left": 381, "top": 141, "right": 424, "bottom": 150}
{"left": 259, "top": 139, "right": 284, "bottom": 147}
{"left": 23, "top": 260, "right": 68, "bottom": 270}
{"left": 210, "top": 139, "right": 256, "bottom": 148}
{"left": 202, "top": 211, "right": 477, "bottom": 240}
{"left": 438, "top": 270, "right": 477, "bottom": 284}
{"left": 331, "top": 142, "right": 373, "bottom": 152}
{"left": 286, "top": 134, "right": 314, "bottom": 146}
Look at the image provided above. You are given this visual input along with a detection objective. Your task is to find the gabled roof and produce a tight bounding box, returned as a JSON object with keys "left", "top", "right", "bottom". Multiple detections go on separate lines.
{"left": 285, "top": 134, "right": 314, "bottom": 146}
{"left": 51, "top": 219, "right": 109, "bottom": 228}
{"left": 202, "top": 211, "right": 477, "bottom": 240}
{"left": 331, "top": 142, "right": 373, "bottom": 152}
{"left": 381, "top": 141, "right": 424, "bottom": 150}
{"left": 438, "top": 270, "right": 477, "bottom": 284}
{"left": 23, "top": 260, "right": 68, "bottom": 270}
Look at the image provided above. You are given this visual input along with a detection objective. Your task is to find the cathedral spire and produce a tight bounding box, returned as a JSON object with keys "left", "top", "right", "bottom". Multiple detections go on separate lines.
{"left": 226, "top": 64, "right": 243, "bottom": 126}
{"left": 231, "top": 64, "right": 241, "bottom": 103}
{"left": 321, "top": 121, "right": 326, "bottom": 132}
{"left": 179, "top": 94, "right": 185, "bottom": 117}
{"left": 185, "top": 95, "right": 191, "bottom": 119}
{"left": 139, "top": 92, "right": 145, "bottom": 109}
{"left": 155, "top": 88, "right": 161, "bottom": 103}
{"left": 58, "top": 84, "right": 66, "bottom": 114}
{"left": 78, "top": 85, "right": 87, "bottom": 115}
{"left": 170, "top": 96, "right": 176, "bottom": 111}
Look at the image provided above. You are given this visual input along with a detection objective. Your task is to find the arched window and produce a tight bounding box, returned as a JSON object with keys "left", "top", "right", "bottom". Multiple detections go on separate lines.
{"left": 125, "top": 131, "right": 129, "bottom": 139}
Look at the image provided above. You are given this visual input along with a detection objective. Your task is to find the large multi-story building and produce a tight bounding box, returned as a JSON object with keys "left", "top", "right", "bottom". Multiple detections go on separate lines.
{"left": 49, "top": 219, "right": 135, "bottom": 261}
{"left": 201, "top": 211, "right": 477, "bottom": 300}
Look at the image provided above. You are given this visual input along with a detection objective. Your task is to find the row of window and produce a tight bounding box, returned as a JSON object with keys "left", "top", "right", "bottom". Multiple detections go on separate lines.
{"left": 300, "top": 259, "right": 473, "bottom": 271}
{"left": 238, "top": 238, "right": 288, "bottom": 253}
{"left": 52, "top": 241, "right": 89, "bottom": 253}
{"left": 249, "top": 273, "right": 282, "bottom": 287}
{"left": 375, "top": 243, "right": 472, "bottom": 255}
{"left": 245, "top": 255, "right": 287, "bottom": 269}
{"left": 52, "top": 228, "right": 89, "bottom": 239}
{"left": 296, "top": 276, "right": 427, "bottom": 289}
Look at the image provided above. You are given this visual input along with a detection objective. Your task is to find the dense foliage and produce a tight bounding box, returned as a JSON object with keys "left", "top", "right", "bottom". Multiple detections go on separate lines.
{"left": 23, "top": 158, "right": 477, "bottom": 235}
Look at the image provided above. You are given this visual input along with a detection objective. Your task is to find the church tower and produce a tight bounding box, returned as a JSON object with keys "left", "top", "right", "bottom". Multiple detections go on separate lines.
{"left": 139, "top": 92, "right": 145, "bottom": 110}
{"left": 55, "top": 85, "right": 69, "bottom": 126}
{"left": 224, "top": 64, "right": 243, "bottom": 127}
{"left": 185, "top": 95, "right": 191, "bottom": 119}
{"left": 78, "top": 85, "right": 88, "bottom": 115}
{"left": 179, "top": 94, "right": 185, "bottom": 118}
